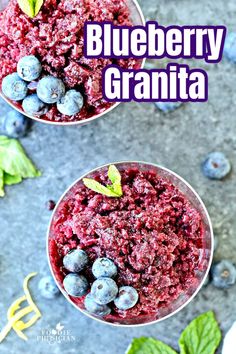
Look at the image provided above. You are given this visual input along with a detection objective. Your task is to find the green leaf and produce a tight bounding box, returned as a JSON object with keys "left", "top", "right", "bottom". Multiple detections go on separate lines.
{"left": 17, "top": 0, "right": 35, "bottom": 18}
{"left": 0, "top": 136, "right": 41, "bottom": 179}
{"left": 83, "top": 178, "right": 120, "bottom": 197}
{"left": 179, "top": 311, "right": 221, "bottom": 354}
{"left": 17, "top": 0, "right": 44, "bottom": 18}
{"left": 0, "top": 169, "right": 5, "bottom": 197}
{"left": 4, "top": 173, "right": 22, "bottom": 186}
{"left": 34, "top": 0, "right": 44, "bottom": 16}
{"left": 107, "top": 164, "right": 123, "bottom": 196}
{"left": 126, "top": 337, "right": 177, "bottom": 354}
{"left": 108, "top": 164, "right": 121, "bottom": 185}
{"left": 83, "top": 165, "right": 123, "bottom": 198}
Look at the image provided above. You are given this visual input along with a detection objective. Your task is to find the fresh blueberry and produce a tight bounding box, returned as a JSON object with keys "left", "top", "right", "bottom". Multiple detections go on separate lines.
{"left": 84, "top": 293, "right": 111, "bottom": 317}
{"left": 2, "top": 73, "right": 28, "bottom": 101}
{"left": 2, "top": 110, "right": 30, "bottom": 138}
{"left": 63, "top": 273, "right": 89, "bottom": 297}
{"left": 45, "top": 200, "right": 56, "bottom": 211}
{"left": 211, "top": 260, "right": 236, "bottom": 289}
{"left": 155, "top": 102, "right": 182, "bottom": 113}
{"left": 22, "top": 94, "right": 49, "bottom": 116}
{"left": 38, "top": 275, "right": 60, "bottom": 299}
{"left": 91, "top": 278, "right": 118, "bottom": 305}
{"left": 63, "top": 249, "right": 89, "bottom": 273}
{"left": 17, "top": 55, "right": 42, "bottom": 82}
{"left": 202, "top": 152, "right": 231, "bottom": 180}
{"left": 57, "top": 89, "right": 84, "bottom": 116}
{"left": 37, "top": 76, "right": 65, "bottom": 104}
{"left": 224, "top": 32, "right": 236, "bottom": 63}
{"left": 92, "top": 258, "right": 117, "bottom": 279}
{"left": 114, "top": 286, "right": 139, "bottom": 310}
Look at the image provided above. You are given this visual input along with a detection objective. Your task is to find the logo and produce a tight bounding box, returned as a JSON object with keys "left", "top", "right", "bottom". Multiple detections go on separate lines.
{"left": 37, "top": 322, "right": 78, "bottom": 344}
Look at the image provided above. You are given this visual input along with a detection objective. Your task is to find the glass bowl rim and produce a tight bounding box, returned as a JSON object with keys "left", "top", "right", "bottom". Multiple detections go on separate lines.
{"left": 46, "top": 160, "right": 214, "bottom": 327}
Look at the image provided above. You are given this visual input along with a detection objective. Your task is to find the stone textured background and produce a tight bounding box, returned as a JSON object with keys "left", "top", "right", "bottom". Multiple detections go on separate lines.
{"left": 0, "top": 0, "right": 236, "bottom": 353}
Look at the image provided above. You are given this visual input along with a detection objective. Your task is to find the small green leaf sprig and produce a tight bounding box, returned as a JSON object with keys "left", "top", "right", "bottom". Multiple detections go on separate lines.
{"left": 126, "top": 311, "right": 221, "bottom": 354}
{"left": 83, "top": 165, "right": 123, "bottom": 198}
{"left": 17, "top": 0, "right": 44, "bottom": 18}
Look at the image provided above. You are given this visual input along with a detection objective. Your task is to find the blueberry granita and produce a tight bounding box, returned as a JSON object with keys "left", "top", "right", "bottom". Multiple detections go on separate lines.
{"left": 0, "top": 0, "right": 140, "bottom": 123}
{"left": 48, "top": 163, "right": 211, "bottom": 324}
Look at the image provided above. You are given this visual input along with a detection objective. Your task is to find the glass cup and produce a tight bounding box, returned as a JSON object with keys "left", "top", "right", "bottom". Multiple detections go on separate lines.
{"left": 47, "top": 161, "right": 214, "bottom": 326}
{"left": 0, "top": 0, "right": 145, "bottom": 125}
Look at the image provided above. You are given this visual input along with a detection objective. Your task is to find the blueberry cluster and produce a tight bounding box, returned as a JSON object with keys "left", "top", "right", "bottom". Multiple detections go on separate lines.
{"left": 62, "top": 250, "right": 139, "bottom": 317}
{"left": 1, "top": 55, "right": 84, "bottom": 117}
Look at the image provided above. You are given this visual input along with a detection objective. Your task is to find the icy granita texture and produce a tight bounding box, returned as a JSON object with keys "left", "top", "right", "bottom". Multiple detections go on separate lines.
{"left": 49, "top": 165, "right": 207, "bottom": 324}
{"left": 0, "top": 0, "right": 138, "bottom": 122}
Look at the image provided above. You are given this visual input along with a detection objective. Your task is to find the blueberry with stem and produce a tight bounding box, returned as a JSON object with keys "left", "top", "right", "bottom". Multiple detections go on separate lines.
{"left": 37, "top": 76, "right": 65, "bottom": 104}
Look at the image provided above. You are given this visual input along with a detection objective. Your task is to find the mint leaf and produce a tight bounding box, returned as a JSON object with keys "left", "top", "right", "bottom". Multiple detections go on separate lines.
{"left": 83, "top": 165, "right": 123, "bottom": 197}
{"left": 0, "top": 169, "right": 4, "bottom": 196}
{"left": 179, "top": 311, "right": 221, "bottom": 354}
{"left": 17, "top": 0, "right": 35, "bottom": 17}
{"left": 0, "top": 136, "right": 41, "bottom": 179}
{"left": 83, "top": 178, "right": 120, "bottom": 197}
{"left": 34, "top": 0, "right": 44, "bottom": 16}
{"left": 17, "top": 0, "right": 44, "bottom": 18}
{"left": 107, "top": 164, "right": 123, "bottom": 196}
{"left": 4, "top": 173, "right": 22, "bottom": 186}
{"left": 108, "top": 164, "right": 121, "bottom": 185}
{"left": 126, "top": 337, "right": 177, "bottom": 354}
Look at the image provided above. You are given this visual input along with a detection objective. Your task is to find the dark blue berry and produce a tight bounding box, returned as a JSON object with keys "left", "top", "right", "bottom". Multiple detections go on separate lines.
{"left": 63, "top": 249, "right": 88, "bottom": 273}
{"left": 114, "top": 286, "right": 139, "bottom": 310}
{"left": 224, "top": 32, "right": 236, "bottom": 63}
{"left": 202, "top": 152, "right": 231, "bottom": 180}
{"left": 57, "top": 89, "right": 84, "bottom": 116}
{"left": 2, "top": 73, "right": 28, "bottom": 101}
{"left": 211, "top": 260, "right": 236, "bottom": 289}
{"left": 91, "top": 278, "right": 118, "bottom": 305}
{"left": 37, "top": 76, "right": 65, "bottom": 104}
{"left": 155, "top": 102, "right": 182, "bottom": 113}
{"left": 92, "top": 258, "right": 117, "bottom": 279}
{"left": 46, "top": 200, "right": 56, "bottom": 211}
{"left": 22, "top": 94, "right": 49, "bottom": 116}
{"left": 84, "top": 293, "right": 111, "bottom": 317}
{"left": 17, "top": 55, "right": 42, "bottom": 82}
{"left": 2, "top": 110, "right": 30, "bottom": 138}
{"left": 63, "top": 273, "right": 89, "bottom": 297}
{"left": 38, "top": 275, "right": 60, "bottom": 299}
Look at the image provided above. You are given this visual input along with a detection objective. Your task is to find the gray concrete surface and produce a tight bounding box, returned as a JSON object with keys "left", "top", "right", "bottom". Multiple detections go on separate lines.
{"left": 0, "top": 0, "right": 236, "bottom": 353}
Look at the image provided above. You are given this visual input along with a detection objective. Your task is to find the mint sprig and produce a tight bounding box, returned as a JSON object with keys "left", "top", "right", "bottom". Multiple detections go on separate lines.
{"left": 17, "top": 0, "right": 44, "bottom": 18}
{"left": 83, "top": 165, "right": 123, "bottom": 198}
{"left": 126, "top": 312, "right": 221, "bottom": 354}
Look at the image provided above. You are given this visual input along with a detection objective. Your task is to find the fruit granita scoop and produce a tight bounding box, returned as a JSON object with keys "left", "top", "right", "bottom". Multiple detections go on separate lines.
{"left": 48, "top": 162, "right": 213, "bottom": 325}
{"left": 0, "top": 0, "right": 142, "bottom": 123}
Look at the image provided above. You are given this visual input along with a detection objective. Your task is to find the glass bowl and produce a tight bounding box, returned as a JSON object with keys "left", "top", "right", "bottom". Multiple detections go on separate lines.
{"left": 47, "top": 161, "right": 214, "bottom": 327}
{"left": 0, "top": 0, "right": 145, "bottom": 126}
